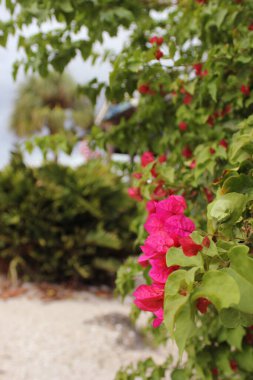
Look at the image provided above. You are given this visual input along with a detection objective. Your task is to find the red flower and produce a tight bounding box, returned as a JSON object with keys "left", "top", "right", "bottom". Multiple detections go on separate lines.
{"left": 179, "top": 121, "right": 188, "bottom": 131}
{"left": 149, "top": 36, "right": 164, "bottom": 45}
{"left": 209, "top": 147, "right": 216, "bottom": 155}
{"left": 230, "top": 360, "right": 238, "bottom": 372}
{"left": 182, "top": 146, "right": 193, "bottom": 159}
{"left": 141, "top": 151, "right": 155, "bottom": 167}
{"left": 196, "top": 298, "right": 211, "bottom": 314}
{"left": 246, "top": 332, "right": 253, "bottom": 345}
{"left": 207, "top": 115, "right": 215, "bottom": 127}
{"left": 202, "top": 236, "right": 211, "bottom": 248}
{"left": 138, "top": 84, "right": 151, "bottom": 94}
{"left": 158, "top": 154, "right": 167, "bottom": 163}
{"left": 211, "top": 367, "right": 219, "bottom": 376}
{"left": 204, "top": 187, "right": 214, "bottom": 203}
{"left": 128, "top": 187, "right": 142, "bottom": 202}
{"left": 183, "top": 93, "right": 193, "bottom": 105}
{"left": 248, "top": 24, "right": 253, "bottom": 31}
{"left": 153, "top": 184, "right": 167, "bottom": 199}
{"left": 219, "top": 139, "right": 228, "bottom": 149}
{"left": 193, "top": 63, "right": 203, "bottom": 76}
{"left": 190, "top": 159, "right": 196, "bottom": 169}
{"left": 151, "top": 165, "right": 158, "bottom": 178}
{"left": 155, "top": 49, "right": 164, "bottom": 60}
{"left": 132, "top": 172, "right": 143, "bottom": 179}
{"left": 241, "top": 84, "right": 250, "bottom": 96}
{"left": 221, "top": 104, "right": 232, "bottom": 117}
{"left": 196, "top": 0, "right": 207, "bottom": 3}
{"left": 133, "top": 283, "right": 164, "bottom": 312}
{"left": 211, "top": 368, "right": 219, "bottom": 376}
{"left": 179, "top": 236, "right": 202, "bottom": 257}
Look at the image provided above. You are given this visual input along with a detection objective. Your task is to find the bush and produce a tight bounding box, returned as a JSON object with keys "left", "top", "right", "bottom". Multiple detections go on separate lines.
{"left": 0, "top": 152, "right": 136, "bottom": 284}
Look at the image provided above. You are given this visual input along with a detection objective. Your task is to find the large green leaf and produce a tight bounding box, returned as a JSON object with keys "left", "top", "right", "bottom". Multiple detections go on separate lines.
{"left": 191, "top": 271, "right": 240, "bottom": 310}
{"left": 207, "top": 192, "right": 247, "bottom": 224}
{"left": 166, "top": 247, "right": 203, "bottom": 269}
{"left": 174, "top": 301, "right": 195, "bottom": 357}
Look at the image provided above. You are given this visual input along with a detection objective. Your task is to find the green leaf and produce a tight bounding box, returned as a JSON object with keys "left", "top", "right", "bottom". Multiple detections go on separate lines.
{"left": 191, "top": 270, "right": 240, "bottom": 310}
{"left": 207, "top": 192, "right": 247, "bottom": 224}
{"left": 235, "top": 347, "right": 253, "bottom": 372}
{"left": 171, "top": 369, "right": 188, "bottom": 380}
{"left": 174, "top": 301, "right": 195, "bottom": 357}
{"left": 166, "top": 247, "right": 203, "bottom": 269}
{"left": 208, "top": 81, "right": 217, "bottom": 102}
{"left": 221, "top": 174, "right": 253, "bottom": 195}
{"left": 164, "top": 269, "right": 196, "bottom": 335}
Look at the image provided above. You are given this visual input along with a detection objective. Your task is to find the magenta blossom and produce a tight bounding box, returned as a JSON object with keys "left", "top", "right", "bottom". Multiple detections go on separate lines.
{"left": 133, "top": 283, "right": 164, "bottom": 312}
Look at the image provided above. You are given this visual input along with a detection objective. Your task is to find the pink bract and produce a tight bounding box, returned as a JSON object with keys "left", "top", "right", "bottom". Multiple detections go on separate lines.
{"left": 144, "top": 214, "right": 164, "bottom": 233}
{"left": 133, "top": 283, "right": 164, "bottom": 312}
{"left": 146, "top": 200, "right": 157, "bottom": 214}
{"left": 153, "top": 308, "right": 164, "bottom": 328}
{"left": 149, "top": 256, "right": 179, "bottom": 284}
{"left": 165, "top": 214, "right": 195, "bottom": 237}
{"left": 141, "top": 151, "right": 155, "bottom": 167}
{"left": 156, "top": 195, "right": 187, "bottom": 221}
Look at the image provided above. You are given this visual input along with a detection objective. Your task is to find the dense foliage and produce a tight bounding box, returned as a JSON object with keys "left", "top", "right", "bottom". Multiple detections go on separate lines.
{"left": 1, "top": 0, "right": 253, "bottom": 379}
{"left": 0, "top": 151, "right": 135, "bottom": 284}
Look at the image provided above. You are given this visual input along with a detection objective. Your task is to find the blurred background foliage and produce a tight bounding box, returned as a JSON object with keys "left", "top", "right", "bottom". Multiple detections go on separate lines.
{"left": 10, "top": 72, "right": 94, "bottom": 137}
{"left": 0, "top": 150, "right": 136, "bottom": 285}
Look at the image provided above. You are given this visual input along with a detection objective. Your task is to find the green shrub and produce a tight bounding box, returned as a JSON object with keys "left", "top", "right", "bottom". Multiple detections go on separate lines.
{"left": 0, "top": 152, "right": 136, "bottom": 284}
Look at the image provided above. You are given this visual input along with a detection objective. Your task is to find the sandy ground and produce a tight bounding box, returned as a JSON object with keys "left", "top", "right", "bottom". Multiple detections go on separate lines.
{"left": 0, "top": 290, "right": 176, "bottom": 380}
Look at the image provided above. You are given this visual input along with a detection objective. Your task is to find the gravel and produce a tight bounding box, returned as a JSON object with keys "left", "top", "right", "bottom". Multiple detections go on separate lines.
{"left": 0, "top": 291, "right": 176, "bottom": 380}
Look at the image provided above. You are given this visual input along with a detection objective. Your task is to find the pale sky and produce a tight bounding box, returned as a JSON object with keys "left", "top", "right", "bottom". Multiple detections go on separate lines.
{"left": 0, "top": 4, "right": 129, "bottom": 167}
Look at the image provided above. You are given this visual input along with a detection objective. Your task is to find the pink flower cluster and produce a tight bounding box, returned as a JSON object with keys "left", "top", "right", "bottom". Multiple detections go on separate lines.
{"left": 133, "top": 195, "right": 199, "bottom": 327}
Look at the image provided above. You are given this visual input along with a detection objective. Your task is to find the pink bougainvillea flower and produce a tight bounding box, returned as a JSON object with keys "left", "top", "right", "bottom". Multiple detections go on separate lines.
{"left": 183, "top": 93, "right": 193, "bottom": 105}
{"left": 141, "top": 230, "right": 174, "bottom": 258}
{"left": 179, "top": 236, "right": 202, "bottom": 257}
{"left": 153, "top": 307, "right": 164, "bottom": 328}
{"left": 141, "top": 151, "right": 155, "bottom": 167}
{"left": 179, "top": 121, "right": 188, "bottom": 131}
{"left": 146, "top": 200, "right": 157, "bottom": 215}
{"left": 209, "top": 147, "right": 216, "bottom": 155}
{"left": 241, "top": 84, "right": 250, "bottom": 96}
{"left": 156, "top": 195, "right": 187, "bottom": 221}
{"left": 133, "top": 283, "right": 164, "bottom": 312}
{"left": 182, "top": 146, "right": 193, "bottom": 159}
{"left": 196, "top": 0, "right": 207, "bottom": 3}
{"left": 165, "top": 214, "right": 195, "bottom": 237}
{"left": 155, "top": 49, "right": 164, "bottom": 60}
{"left": 128, "top": 187, "right": 142, "bottom": 202}
{"left": 144, "top": 213, "right": 164, "bottom": 233}
{"left": 196, "top": 297, "right": 211, "bottom": 314}
{"left": 150, "top": 256, "right": 179, "bottom": 284}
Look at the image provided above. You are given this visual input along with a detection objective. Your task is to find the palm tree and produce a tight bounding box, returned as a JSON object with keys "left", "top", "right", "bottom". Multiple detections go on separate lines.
{"left": 10, "top": 72, "right": 94, "bottom": 137}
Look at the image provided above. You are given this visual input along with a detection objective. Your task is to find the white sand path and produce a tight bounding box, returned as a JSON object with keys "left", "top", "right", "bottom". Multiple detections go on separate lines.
{"left": 0, "top": 292, "right": 176, "bottom": 380}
